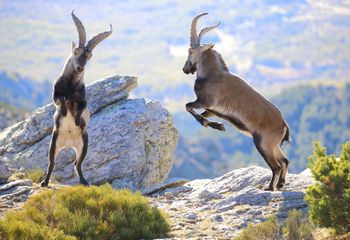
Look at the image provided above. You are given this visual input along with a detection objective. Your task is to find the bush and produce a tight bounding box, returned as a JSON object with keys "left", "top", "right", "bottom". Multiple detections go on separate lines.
{"left": 0, "top": 184, "right": 170, "bottom": 240}
{"left": 305, "top": 142, "right": 350, "bottom": 234}
{"left": 234, "top": 210, "right": 314, "bottom": 240}
{"left": 25, "top": 169, "right": 45, "bottom": 183}
{"left": 234, "top": 216, "right": 280, "bottom": 240}
{"left": 283, "top": 209, "right": 313, "bottom": 240}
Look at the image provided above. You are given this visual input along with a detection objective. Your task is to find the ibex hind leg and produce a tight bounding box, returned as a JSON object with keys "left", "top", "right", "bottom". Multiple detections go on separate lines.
{"left": 73, "top": 131, "right": 89, "bottom": 186}
{"left": 41, "top": 131, "right": 60, "bottom": 187}
{"left": 253, "top": 133, "right": 282, "bottom": 191}
{"left": 274, "top": 146, "right": 289, "bottom": 190}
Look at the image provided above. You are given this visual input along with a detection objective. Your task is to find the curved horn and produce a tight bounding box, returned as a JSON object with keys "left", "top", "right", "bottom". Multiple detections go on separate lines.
{"left": 86, "top": 24, "right": 113, "bottom": 52}
{"left": 71, "top": 10, "right": 86, "bottom": 48}
{"left": 190, "top": 12, "right": 208, "bottom": 47}
{"left": 198, "top": 22, "right": 220, "bottom": 43}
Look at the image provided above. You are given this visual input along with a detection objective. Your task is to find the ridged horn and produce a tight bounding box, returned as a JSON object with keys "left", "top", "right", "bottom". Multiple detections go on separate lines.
{"left": 198, "top": 22, "right": 220, "bottom": 43}
{"left": 71, "top": 10, "right": 86, "bottom": 48}
{"left": 86, "top": 24, "right": 113, "bottom": 52}
{"left": 190, "top": 12, "right": 208, "bottom": 47}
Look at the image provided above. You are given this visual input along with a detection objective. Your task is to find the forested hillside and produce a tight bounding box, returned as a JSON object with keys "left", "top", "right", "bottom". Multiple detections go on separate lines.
{"left": 170, "top": 84, "right": 350, "bottom": 179}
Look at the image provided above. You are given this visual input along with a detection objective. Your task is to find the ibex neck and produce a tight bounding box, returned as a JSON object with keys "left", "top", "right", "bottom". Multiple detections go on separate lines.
{"left": 197, "top": 49, "right": 229, "bottom": 78}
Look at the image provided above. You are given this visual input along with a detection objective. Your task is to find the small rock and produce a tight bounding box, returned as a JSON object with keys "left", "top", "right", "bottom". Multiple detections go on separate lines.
{"left": 142, "top": 177, "right": 189, "bottom": 195}
{"left": 184, "top": 212, "right": 197, "bottom": 220}
{"left": 162, "top": 186, "right": 192, "bottom": 196}
{"left": 212, "top": 214, "right": 224, "bottom": 222}
{"left": 164, "top": 191, "right": 174, "bottom": 199}
{"left": 198, "top": 189, "right": 223, "bottom": 200}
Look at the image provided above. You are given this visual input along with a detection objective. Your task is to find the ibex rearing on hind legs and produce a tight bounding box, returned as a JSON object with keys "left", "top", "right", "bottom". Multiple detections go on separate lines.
{"left": 183, "top": 13, "right": 290, "bottom": 191}
{"left": 41, "top": 11, "right": 112, "bottom": 187}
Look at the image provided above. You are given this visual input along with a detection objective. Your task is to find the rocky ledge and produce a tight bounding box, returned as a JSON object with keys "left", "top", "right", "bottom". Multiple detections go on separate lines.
{"left": 149, "top": 166, "right": 315, "bottom": 239}
{"left": 0, "top": 166, "right": 315, "bottom": 239}
{"left": 0, "top": 75, "right": 178, "bottom": 190}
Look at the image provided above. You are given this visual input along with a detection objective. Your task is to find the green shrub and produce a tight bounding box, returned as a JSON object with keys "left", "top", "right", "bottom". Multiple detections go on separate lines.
{"left": 0, "top": 184, "right": 170, "bottom": 240}
{"left": 283, "top": 209, "right": 313, "bottom": 240}
{"left": 25, "top": 169, "right": 45, "bottom": 183}
{"left": 234, "top": 210, "right": 314, "bottom": 240}
{"left": 305, "top": 142, "right": 350, "bottom": 234}
{"left": 234, "top": 216, "right": 280, "bottom": 240}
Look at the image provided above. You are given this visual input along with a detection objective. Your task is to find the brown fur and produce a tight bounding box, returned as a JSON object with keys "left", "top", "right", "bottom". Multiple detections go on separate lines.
{"left": 184, "top": 46, "right": 290, "bottom": 191}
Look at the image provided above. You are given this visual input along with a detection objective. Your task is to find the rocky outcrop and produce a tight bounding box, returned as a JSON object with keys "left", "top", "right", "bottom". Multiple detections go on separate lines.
{"left": 0, "top": 179, "right": 36, "bottom": 218}
{"left": 149, "top": 166, "right": 315, "bottom": 239}
{"left": 0, "top": 75, "right": 178, "bottom": 190}
{"left": 0, "top": 166, "right": 315, "bottom": 238}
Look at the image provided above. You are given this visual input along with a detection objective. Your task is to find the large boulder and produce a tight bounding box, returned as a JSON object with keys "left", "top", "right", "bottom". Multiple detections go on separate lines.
{"left": 0, "top": 75, "right": 178, "bottom": 190}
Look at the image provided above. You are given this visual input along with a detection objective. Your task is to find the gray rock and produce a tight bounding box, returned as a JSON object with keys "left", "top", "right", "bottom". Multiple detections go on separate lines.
{"left": 149, "top": 166, "right": 316, "bottom": 239}
{"left": 0, "top": 157, "right": 11, "bottom": 184}
{"left": 142, "top": 177, "right": 189, "bottom": 195}
{"left": 198, "top": 189, "right": 223, "bottom": 200}
{"left": 0, "top": 179, "right": 36, "bottom": 218}
{"left": 0, "top": 75, "right": 178, "bottom": 190}
{"left": 184, "top": 212, "right": 197, "bottom": 220}
{"left": 212, "top": 214, "right": 224, "bottom": 222}
{"left": 162, "top": 186, "right": 193, "bottom": 196}
{"left": 0, "top": 179, "right": 32, "bottom": 192}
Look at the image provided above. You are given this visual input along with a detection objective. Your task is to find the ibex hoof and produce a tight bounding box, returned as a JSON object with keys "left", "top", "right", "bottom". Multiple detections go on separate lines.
{"left": 202, "top": 119, "right": 210, "bottom": 127}
{"left": 277, "top": 183, "right": 285, "bottom": 190}
{"left": 263, "top": 185, "right": 276, "bottom": 191}
{"left": 40, "top": 181, "right": 49, "bottom": 187}
{"left": 80, "top": 180, "right": 90, "bottom": 186}
{"left": 209, "top": 122, "right": 225, "bottom": 131}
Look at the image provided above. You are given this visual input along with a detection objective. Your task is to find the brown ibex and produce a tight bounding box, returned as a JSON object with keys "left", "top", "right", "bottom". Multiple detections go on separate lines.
{"left": 183, "top": 13, "right": 290, "bottom": 191}
{"left": 41, "top": 11, "right": 112, "bottom": 187}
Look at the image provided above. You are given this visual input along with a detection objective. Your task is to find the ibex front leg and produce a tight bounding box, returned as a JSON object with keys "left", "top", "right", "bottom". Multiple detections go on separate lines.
{"left": 186, "top": 100, "right": 225, "bottom": 131}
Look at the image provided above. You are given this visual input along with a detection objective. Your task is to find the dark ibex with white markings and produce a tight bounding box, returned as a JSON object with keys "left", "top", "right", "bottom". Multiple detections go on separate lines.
{"left": 183, "top": 13, "right": 290, "bottom": 191}
{"left": 41, "top": 11, "right": 112, "bottom": 187}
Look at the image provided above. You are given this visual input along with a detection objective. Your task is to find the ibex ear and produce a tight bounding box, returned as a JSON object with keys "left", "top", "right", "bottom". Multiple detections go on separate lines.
{"left": 201, "top": 43, "right": 214, "bottom": 52}
{"left": 72, "top": 41, "right": 76, "bottom": 49}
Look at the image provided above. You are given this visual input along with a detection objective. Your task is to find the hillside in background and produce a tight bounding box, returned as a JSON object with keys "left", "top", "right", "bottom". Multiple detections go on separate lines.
{"left": 170, "top": 84, "right": 350, "bottom": 179}
{"left": 0, "top": 71, "right": 51, "bottom": 110}
{"left": 0, "top": 101, "right": 27, "bottom": 131}
{"left": 1, "top": 0, "right": 350, "bottom": 110}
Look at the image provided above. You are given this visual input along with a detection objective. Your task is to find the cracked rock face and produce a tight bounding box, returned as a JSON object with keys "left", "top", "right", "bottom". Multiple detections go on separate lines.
{"left": 0, "top": 157, "right": 11, "bottom": 184}
{"left": 0, "top": 75, "right": 178, "bottom": 190}
{"left": 149, "top": 166, "right": 315, "bottom": 239}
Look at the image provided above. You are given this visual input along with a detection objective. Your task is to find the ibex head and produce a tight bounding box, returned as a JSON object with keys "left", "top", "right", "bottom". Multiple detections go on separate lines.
{"left": 183, "top": 13, "right": 219, "bottom": 74}
{"left": 70, "top": 10, "right": 112, "bottom": 73}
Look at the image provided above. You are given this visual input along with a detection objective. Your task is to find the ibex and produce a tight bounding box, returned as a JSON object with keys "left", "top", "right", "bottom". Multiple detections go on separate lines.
{"left": 41, "top": 11, "right": 112, "bottom": 187}
{"left": 183, "top": 13, "right": 290, "bottom": 191}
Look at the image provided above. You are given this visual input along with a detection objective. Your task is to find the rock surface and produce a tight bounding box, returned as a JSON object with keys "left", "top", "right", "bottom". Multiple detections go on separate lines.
{"left": 0, "top": 75, "right": 178, "bottom": 190}
{"left": 0, "top": 157, "right": 11, "bottom": 184}
{"left": 150, "top": 166, "right": 315, "bottom": 239}
{"left": 0, "top": 177, "right": 64, "bottom": 219}
{"left": 0, "top": 179, "right": 36, "bottom": 218}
